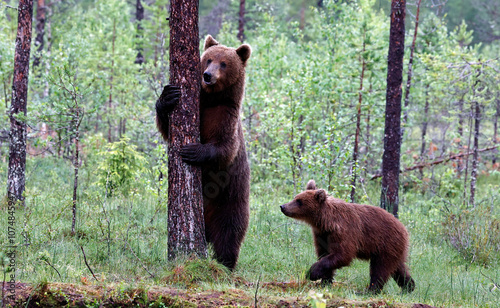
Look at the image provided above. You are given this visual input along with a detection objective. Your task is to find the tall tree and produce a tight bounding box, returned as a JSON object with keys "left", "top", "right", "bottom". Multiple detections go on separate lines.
{"left": 167, "top": 0, "right": 207, "bottom": 260}
{"left": 380, "top": 0, "right": 406, "bottom": 217}
{"left": 237, "top": 0, "right": 246, "bottom": 43}
{"left": 7, "top": 0, "right": 34, "bottom": 207}
{"left": 134, "top": 0, "right": 144, "bottom": 65}
{"left": 33, "top": 0, "right": 46, "bottom": 68}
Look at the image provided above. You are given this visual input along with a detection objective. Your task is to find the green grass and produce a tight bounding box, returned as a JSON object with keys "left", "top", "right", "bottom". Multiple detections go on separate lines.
{"left": 1, "top": 157, "right": 499, "bottom": 307}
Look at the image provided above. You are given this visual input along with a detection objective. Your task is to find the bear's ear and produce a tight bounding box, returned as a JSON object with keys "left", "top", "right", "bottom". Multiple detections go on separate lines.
{"left": 204, "top": 35, "right": 219, "bottom": 51}
{"left": 236, "top": 44, "right": 252, "bottom": 64}
{"left": 306, "top": 180, "right": 316, "bottom": 190}
{"left": 314, "top": 189, "right": 327, "bottom": 203}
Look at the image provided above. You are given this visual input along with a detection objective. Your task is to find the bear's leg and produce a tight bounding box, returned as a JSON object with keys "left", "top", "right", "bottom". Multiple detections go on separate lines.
{"left": 308, "top": 252, "right": 352, "bottom": 282}
{"left": 392, "top": 262, "right": 415, "bottom": 293}
{"left": 207, "top": 219, "right": 245, "bottom": 270}
{"left": 368, "top": 256, "right": 394, "bottom": 294}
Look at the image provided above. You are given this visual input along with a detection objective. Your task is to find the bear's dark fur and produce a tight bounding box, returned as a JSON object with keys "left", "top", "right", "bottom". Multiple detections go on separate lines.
{"left": 280, "top": 180, "right": 415, "bottom": 294}
{"left": 156, "top": 35, "right": 251, "bottom": 270}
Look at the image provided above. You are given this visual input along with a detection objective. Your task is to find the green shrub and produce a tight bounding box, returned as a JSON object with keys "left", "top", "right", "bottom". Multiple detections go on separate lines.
{"left": 95, "top": 137, "right": 147, "bottom": 196}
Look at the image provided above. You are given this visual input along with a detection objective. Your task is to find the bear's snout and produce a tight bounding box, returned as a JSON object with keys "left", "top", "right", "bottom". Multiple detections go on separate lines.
{"left": 203, "top": 72, "right": 212, "bottom": 83}
{"left": 280, "top": 204, "right": 289, "bottom": 216}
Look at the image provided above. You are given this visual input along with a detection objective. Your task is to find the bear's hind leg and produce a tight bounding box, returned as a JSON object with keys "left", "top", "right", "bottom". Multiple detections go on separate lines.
{"left": 392, "top": 262, "right": 415, "bottom": 293}
{"left": 205, "top": 212, "right": 247, "bottom": 271}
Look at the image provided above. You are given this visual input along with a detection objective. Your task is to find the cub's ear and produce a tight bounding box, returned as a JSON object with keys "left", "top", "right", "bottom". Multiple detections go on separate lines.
{"left": 236, "top": 44, "right": 251, "bottom": 64}
{"left": 204, "top": 35, "right": 219, "bottom": 51}
{"left": 306, "top": 180, "right": 317, "bottom": 190}
{"left": 314, "top": 189, "right": 327, "bottom": 203}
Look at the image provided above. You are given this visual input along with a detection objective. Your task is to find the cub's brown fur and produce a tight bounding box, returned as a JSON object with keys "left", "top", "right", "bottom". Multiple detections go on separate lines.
{"left": 280, "top": 180, "right": 415, "bottom": 294}
{"left": 156, "top": 35, "right": 251, "bottom": 270}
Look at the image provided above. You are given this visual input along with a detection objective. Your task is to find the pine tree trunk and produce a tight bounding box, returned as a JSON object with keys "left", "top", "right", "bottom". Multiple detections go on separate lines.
{"left": 237, "top": 0, "right": 246, "bottom": 43}
{"left": 135, "top": 0, "right": 144, "bottom": 64}
{"left": 380, "top": 0, "right": 406, "bottom": 217}
{"left": 167, "top": 0, "right": 207, "bottom": 260}
{"left": 33, "top": 0, "right": 46, "bottom": 68}
{"left": 7, "top": 0, "right": 34, "bottom": 208}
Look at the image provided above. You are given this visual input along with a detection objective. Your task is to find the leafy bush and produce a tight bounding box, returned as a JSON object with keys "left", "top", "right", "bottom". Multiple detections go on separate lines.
{"left": 96, "top": 137, "right": 147, "bottom": 196}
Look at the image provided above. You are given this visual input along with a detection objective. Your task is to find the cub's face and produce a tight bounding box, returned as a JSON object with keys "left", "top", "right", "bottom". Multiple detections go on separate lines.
{"left": 280, "top": 180, "right": 327, "bottom": 226}
{"left": 200, "top": 35, "right": 251, "bottom": 94}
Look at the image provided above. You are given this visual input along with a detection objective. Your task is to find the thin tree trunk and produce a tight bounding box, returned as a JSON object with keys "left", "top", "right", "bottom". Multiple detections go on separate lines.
{"left": 237, "top": 0, "right": 246, "bottom": 43}
{"left": 72, "top": 106, "right": 80, "bottom": 235}
{"left": 462, "top": 112, "right": 473, "bottom": 207}
{"left": 420, "top": 87, "right": 429, "bottom": 158}
{"left": 456, "top": 94, "right": 465, "bottom": 175}
{"left": 469, "top": 102, "right": 480, "bottom": 207}
{"left": 401, "top": 0, "right": 421, "bottom": 134}
{"left": 299, "top": 0, "right": 307, "bottom": 30}
{"left": 135, "top": 0, "right": 144, "bottom": 64}
{"left": 493, "top": 98, "right": 499, "bottom": 165}
{"left": 107, "top": 19, "right": 116, "bottom": 142}
{"left": 350, "top": 31, "right": 366, "bottom": 203}
{"left": 7, "top": 0, "right": 34, "bottom": 208}
{"left": 380, "top": 0, "right": 406, "bottom": 217}
{"left": 167, "top": 0, "right": 207, "bottom": 260}
{"left": 33, "top": 0, "right": 46, "bottom": 68}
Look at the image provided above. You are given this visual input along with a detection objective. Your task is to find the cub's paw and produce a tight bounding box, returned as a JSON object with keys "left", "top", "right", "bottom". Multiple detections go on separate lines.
{"left": 180, "top": 143, "right": 215, "bottom": 165}
{"left": 156, "top": 85, "right": 181, "bottom": 115}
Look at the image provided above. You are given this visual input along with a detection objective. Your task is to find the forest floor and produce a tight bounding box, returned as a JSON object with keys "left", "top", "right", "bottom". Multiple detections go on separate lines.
{"left": 2, "top": 281, "right": 438, "bottom": 308}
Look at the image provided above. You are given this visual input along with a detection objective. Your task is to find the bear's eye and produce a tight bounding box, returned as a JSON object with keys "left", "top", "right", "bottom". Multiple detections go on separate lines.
{"left": 220, "top": 62, "right": 227, "bottom": 69}
{"left": 296, "top": 199, "right": 303, "bottom": 207}
{"left": 207, "top": 59, "right": 212, "bottom": 65}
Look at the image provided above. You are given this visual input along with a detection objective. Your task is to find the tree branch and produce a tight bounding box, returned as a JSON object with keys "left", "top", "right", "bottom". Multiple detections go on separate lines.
{"left": 371, "top": 144, "right": 499, "bottom": 180}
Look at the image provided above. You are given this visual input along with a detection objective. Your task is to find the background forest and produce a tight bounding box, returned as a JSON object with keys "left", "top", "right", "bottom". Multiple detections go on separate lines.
{"left": 0, "top": 0, "right": 499, "bottom": 307}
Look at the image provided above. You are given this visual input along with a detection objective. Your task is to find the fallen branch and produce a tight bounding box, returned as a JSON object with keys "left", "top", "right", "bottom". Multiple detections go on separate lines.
{"left": 80, "top": 246, "right": 98, "bottom": 281}
{"left": 371, "top": 144, "right": 499, "bottom": 180}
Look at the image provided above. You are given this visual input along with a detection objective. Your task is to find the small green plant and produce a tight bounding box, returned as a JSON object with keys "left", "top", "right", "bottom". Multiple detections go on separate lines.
{"left": 95, "top": 137, "right": 147, "bottom": 196}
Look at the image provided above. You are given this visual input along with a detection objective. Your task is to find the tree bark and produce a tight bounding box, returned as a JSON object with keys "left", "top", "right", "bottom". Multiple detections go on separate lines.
{"left": 135, "top": 0, "right": 144, "bottom": 65}
{"left": 237, "top": 0, "right": 246, "bottom": 43}
{"left": 167, "top": 0, "right": 207, "bottom": 260}
{"left": 33, "top": 0, "right": 46, "bottom": 68}
{"left": 380, "top": 0, "right": 405, "bottom": 217}
{"left": 7, "top": 0, "right": 34, "bottom": 208}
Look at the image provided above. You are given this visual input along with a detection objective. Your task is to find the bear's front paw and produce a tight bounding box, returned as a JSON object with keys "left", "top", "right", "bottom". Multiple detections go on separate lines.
{"left": 180, "top": 143, "right": 215, "bottom": 165}
{"left": 156, "top": 85, "right": 181, "bottom": 115}
{"left": 307, "top": 261, "right": 332, "bottom": 281}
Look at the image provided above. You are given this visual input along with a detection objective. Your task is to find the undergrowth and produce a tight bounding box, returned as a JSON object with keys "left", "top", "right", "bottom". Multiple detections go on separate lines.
{"left": 0, "top": 157, "right": 499, "bottom": 307}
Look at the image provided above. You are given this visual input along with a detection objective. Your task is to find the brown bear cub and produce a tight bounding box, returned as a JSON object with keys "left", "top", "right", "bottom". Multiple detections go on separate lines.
{"left": 156, "top": 35, "right": 251, "bottom": 270}
{"left": 280, "top": 180, "right": 415, "bottom": 294}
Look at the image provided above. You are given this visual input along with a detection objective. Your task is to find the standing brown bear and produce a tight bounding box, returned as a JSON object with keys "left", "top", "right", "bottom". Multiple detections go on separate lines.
{"left": 280, "top": 180, "right": 415, "bottom": 294}
{"left": 156, "top": 35, "right": 251, "bottom": 270}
